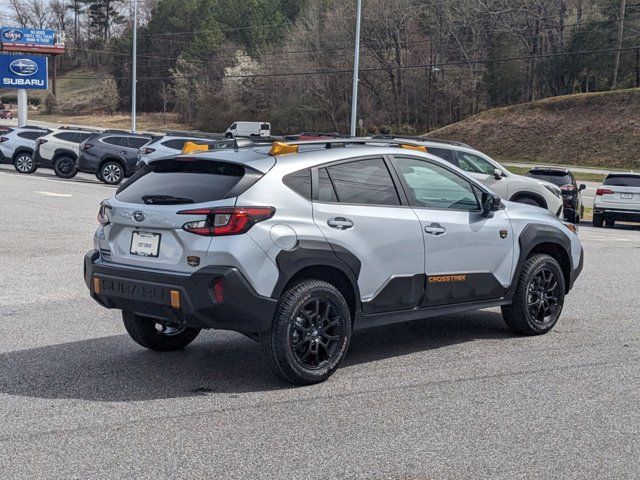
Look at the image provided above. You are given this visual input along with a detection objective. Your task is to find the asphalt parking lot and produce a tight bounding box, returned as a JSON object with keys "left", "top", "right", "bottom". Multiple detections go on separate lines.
{"left": 1, "top": 165, "right": 639, "bottom": 479}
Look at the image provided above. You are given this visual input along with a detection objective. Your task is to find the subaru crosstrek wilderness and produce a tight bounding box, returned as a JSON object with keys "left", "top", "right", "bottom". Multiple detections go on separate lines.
{"left": 85, "top": 139, "right": 584, "bottom": 385}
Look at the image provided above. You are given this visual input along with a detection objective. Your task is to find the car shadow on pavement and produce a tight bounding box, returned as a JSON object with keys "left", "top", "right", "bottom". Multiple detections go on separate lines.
{"left": 0, "top": 311, "right": 511, "bottom": 402}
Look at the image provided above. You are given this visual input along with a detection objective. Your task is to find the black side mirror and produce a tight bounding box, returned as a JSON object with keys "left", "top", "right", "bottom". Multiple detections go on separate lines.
{"left": 579, "top": 184, "right": 587, "bottom": 191}
{"left": 493, "top": 168, "right": 503, "bottom": 180}
{"left": 481, "top": 192, "right": 501, "bottom": 216}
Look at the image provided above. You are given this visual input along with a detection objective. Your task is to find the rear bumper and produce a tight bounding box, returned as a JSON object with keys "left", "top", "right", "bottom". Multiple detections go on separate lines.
{"left": 593, "top": 205, "right": 640, "bottom": 223}
{"left": 84, "top": 250, "right": 277, "bottom": 333}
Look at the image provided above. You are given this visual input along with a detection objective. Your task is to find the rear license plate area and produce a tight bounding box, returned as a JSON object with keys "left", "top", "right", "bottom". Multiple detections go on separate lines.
{"left": 621, "top": 193, "right": 633, "bottom": 199}
{"left": 130, "top": 231, "right": 161, "bottom": 257}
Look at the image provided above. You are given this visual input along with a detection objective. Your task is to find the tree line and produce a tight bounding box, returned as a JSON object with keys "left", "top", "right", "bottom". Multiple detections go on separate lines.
{"left": 5, "top": 0, "right": 640, "bottom": 134}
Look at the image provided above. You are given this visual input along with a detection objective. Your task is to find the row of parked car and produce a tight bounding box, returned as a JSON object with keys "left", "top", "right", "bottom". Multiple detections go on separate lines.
{"left": 1, "top": 123, "right": 638, "bottom": 227}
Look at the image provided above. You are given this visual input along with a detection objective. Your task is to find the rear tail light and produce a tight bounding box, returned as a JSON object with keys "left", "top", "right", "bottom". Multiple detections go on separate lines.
{"left": 178, "top": 207, "right": 275, "bottom": 236}
{"left": 81, "top": 143, "right": 94, "bottom": 151}
{"left": 97, "top": 200, "right": 111, "bottom": 226}
{"left": 36, "top": 139, "right": 48, "bottom": 148}
{"left": 0, "top": 137, "right": 8, "bottom": 142}
{"left": 141, "top": 147, "right": 156, "bottom": 155}
{"left": 596, "top": 188, "right": 614, "bottom": 196}
{"left": 212, "top": 277, "right": 224, "bottom": 303}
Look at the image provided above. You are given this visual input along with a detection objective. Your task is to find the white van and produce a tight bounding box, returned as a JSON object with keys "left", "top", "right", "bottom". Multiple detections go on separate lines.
{"left": 225, "top": 121, "right": 271, "bottom": 138}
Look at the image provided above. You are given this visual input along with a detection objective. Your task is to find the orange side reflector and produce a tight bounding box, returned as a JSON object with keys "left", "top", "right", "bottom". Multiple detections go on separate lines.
{"left": 170, "top": 290, "right": 181, "bottom": 309}
{"left": 182, "top": 142, "right": 210, "bottom": 154}
{"left": 269, "top": 142, "right": 299, "bottom": 156}
{"left": 93, "top": 277, "right": 101, "bottom": 294}
{"left": 401, "top": 144, "right": 428, "bottom": 152}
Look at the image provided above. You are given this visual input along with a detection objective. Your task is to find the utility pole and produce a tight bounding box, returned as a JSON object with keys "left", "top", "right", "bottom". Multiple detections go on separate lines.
{"left": 131, "top": 0, "right": 138, "bottom": 132}
{"left": 350, "top": 0, "right": 362, "bottom": 137}
{"left": 612, "top": 0, "right": 627, "bottom": 90}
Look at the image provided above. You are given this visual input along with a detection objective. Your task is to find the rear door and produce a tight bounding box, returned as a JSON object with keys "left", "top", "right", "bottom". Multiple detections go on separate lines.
{"left": 599, "top": 175, "right": 640, "bottom": 210}
{"left": 390, "top": 155, "right": 514, "bottom": 306}
{"left": 311, "top": 156, "right": 425, "bottom": 313}
{"left": 101, "top": 158, "right": 252, "bottom": 272}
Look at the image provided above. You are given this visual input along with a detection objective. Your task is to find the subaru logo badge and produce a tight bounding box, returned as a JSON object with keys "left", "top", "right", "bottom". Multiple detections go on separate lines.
{"left": 133, "top": 211, "right": 145, "bottom": 222}
{"left": 2, "top": 29, "right": 23, "bottom": 42}
{"left": 9, "top": 59, "right": 38, "bottom": 77}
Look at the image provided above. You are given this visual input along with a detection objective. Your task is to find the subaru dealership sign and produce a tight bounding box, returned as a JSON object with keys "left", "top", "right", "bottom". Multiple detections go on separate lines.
{"left": 0, "top": 54, "right": 48, "bottom": 89}
{"left": 1, "top": 27, "right": 65, "bottom": 53}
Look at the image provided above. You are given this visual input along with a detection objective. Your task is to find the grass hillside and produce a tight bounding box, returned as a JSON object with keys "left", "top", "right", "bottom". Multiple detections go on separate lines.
{"left": 429, "top": 89, "right": 640, "bottom": 170}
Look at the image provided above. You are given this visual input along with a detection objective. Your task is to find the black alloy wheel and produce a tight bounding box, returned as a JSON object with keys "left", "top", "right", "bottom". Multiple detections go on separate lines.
{"left": 526, "top": 267, "right": 562, "bottom": 326}
{"left": 53, "top": 156, "right": 77, "bottom": 178}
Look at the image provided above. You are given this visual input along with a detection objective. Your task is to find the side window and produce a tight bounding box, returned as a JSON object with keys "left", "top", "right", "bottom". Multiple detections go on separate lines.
{"left": 394, "top": 157, "right": 480, "bottom": 211}
{"left": 129, "top": 137, "right": 150, "bottom": 149}
{"left": 317, "top": 168, "right": 338, "bottom": 202}
{"left": 283, "top": 169, "right": 311, "bottom": 199}
{"left": 426, "top": 147, "right": 454, "bottom": 164}
{"left": 102, "top": 136, "right": 122, "bottom": 146}
{"left": 162, "top": 139, "right": 188, "bottom": 150}
{"left": 230, "top": 123, "right": 237, "bottom": 130}
{"left": 324, "top": 158, "right": 400, "bottom": 206}
{"left": 76, "top": 133, "right": 92, "bottom": 143}
{"left": 18, "top": 131, "right": 46, "bottom": 140}
{"left": 54, "top": 132, "right": 77, "bottom": 142}
{"left": 456, "top": 151, "right": 497, "bottom": 175}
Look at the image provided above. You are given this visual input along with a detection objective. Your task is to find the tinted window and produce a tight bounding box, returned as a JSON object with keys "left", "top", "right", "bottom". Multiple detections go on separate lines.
{"left": 283, "top": 169, "right": 311, "bottom": 199}
{"left": 162, "top": 139, "right": 188, "bottom": 150}
{"left": 603, "top": 175, "right": 640, "bottom": 187}
{"left": 317, "top": 168, "right": 338, "bottom": 202}
{"left": 18, "top": 131, "right": 47, "bottom": 140}
{"left": 75, "top": 133, "right": 92, "bottom": 143}
{"left": 102, "top": 136, "right": 123, "bottom": 147}
{"left": 230, "top": 124, "right": 237, "bottom": 130}
{"left": 54, "top": 132, "right": 78, "bottom": 142}
{"left": 116, "top": 159, "right": 247, "bottom": 205}
{"left": 325, "top": 158, "right": 400, "bottom": 206}
{"left": 427, "top": 147, "right": 454, "bottom": 163}
{"left": 456, "top": 151, "right": 497, "bottom": 175}
{"left": 128, "top": 137, "right": 150, "bottom": 149}
{"left": 526, "top": 171, "right": 573, "bottom": 187}
{"left": 261, "top": 123, "right": 270, "bottom": 130}
{"left": 394, "top": 157, "right": 480, "bottom": 211}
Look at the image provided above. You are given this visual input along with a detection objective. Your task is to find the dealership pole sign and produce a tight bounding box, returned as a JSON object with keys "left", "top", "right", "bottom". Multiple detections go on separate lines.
{"left": 0, "top": 54, "right": 49, "bottom": 89}
{"left": 1, "top": 27, "right": 65, "bottom": 54}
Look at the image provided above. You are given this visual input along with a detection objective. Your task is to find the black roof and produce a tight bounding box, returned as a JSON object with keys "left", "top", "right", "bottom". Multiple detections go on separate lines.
{"left": 528, "top": 166, "right": 571, "bottom": 173}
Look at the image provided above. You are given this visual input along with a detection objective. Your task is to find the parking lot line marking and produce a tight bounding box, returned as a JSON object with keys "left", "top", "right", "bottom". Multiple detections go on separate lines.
{"left": 0, "top": 170, "right": 116, "bottom": 190}
{"left": 35, "top": 191, "right": 73, "bottom": 198}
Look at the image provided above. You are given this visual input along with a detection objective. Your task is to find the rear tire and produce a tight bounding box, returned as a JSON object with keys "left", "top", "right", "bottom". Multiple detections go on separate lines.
{"left": 592, "top": 213, "right": 604, "bottom": 227}
{"left": 502, "top": 254, "right": 565, "bottom": 336}
{"left": 122, "top": 311, "right": 200, "bottom": 351}
{"left": 605, "top": 219, "right": 616, "bottom": 228}
{"left": 13, "top": 152, "right": 36, "bottom": 174}
{"left": 53, "top": 156, "right": 77, "bottom": 178}
{"left": 260, "top": 279, "right": 352, "bottom": 385}
{"left": 100, "top": 161, "right": 124, "bottom": 185}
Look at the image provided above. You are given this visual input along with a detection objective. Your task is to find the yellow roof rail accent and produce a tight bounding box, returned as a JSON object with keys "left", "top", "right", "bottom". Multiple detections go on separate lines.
{"left": 269, "top": 142, "right": 300, "bottom": 156}
{"left": 400, "top": 144, "right": 427, "bottom": 152}
{"left": 182, "top": 141, "right": 210, "bottom": 154}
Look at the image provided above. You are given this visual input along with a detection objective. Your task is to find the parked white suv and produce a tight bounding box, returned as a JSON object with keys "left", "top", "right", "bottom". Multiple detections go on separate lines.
{"left": 376, "top": 136, "right": 564, "bottom": 216}
{"left": 0, "top": 125, "right": 50, "bottom": 173}
{"left": 593, "top": 173, "right": 640, "bottom": 228}
{"left": 85, "top": 138, "right": 583, "bottom": 385}
{"left": 35, "top": 127, "right": 96, "bottom": 178}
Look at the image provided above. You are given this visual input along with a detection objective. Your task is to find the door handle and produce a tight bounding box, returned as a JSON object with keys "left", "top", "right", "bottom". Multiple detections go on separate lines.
{"left": 424, "top": 223, "right": 446, "bottom": 236}
{"left": 327, "top": 217, "right": 354, "bottom": 230}
{"left": 120, "top": 151, "right": 128, "bottom": 155}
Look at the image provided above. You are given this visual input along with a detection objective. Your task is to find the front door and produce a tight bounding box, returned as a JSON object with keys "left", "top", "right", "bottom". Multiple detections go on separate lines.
{"left": 312, "top": 156, "right": 425, "bottom": 314}
{"left": 390, "top": 155, "right": 515, "bottom": 307}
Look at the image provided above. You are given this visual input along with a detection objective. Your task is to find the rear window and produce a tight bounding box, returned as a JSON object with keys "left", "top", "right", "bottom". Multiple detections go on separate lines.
{"left": 603, "top": 175, "right": 640, "bottom": 187}
{"left": 162, "top": 139, "right": 189, "bottom": 150}
{"left": 527, "top": 171, "right": 573, "bottom": 187}
{"left": 261, "top": 124, "right": 270, "bottom": 130}
{"left": 426, "top": 147, "right": 454, "bottom": 163}
{"left": 116, "top": 159, "right": 247, "bottom": 205}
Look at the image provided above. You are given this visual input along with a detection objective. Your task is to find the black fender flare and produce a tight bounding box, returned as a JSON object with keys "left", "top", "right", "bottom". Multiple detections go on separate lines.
{"left": 12, "top": 147, "right": 34, "bottom": 160}
{"left": 52, "top": 148, "right": 78, "bottom": 163}
{"left": 271, "top": 240, "right": 362, "bottom": 312}
{"left": 506, "top": 223, "right": 572, "bottom": 298}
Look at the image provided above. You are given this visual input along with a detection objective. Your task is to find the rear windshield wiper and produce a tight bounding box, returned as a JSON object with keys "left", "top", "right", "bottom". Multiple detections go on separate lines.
{"left": 141, "top": 195, "right": 194, "bottom": 205}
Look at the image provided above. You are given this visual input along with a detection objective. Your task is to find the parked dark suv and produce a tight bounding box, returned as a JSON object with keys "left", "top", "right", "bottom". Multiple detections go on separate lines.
{"left": 526, "top": 167, "right": 586, "bottom": 223}
{"left": 78, "top": 131, "right": 152, "bottom": 184}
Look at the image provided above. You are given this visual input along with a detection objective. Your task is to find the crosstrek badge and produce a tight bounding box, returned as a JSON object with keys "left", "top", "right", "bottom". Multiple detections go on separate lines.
{"left": 428, "top": 274, "right": 468, "bottom": 284}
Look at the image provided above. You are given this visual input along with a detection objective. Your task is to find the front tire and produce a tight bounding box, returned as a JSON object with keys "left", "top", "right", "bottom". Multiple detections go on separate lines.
{"left": 53, "top": 156, "right": 77, "bottom": 178}
{"left": 260, "top": 279, "right": 352, "bottom": 385}
{"left": 592, "top": 212, "right": 604, "bottom": 227}
{"left": 100, "top": 161, "right": 124, "bottom": 185}
{"left": 122, "top": 311, "right": 200, "bottom": 351}
{"left": 13, "top": 152, "right": 37, "bottom": 173}
{"left": 502, "top": 254, "right": 565, "bottom": 335}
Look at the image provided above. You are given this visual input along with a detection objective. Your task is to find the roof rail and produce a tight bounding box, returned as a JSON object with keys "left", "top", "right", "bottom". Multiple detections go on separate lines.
{"left": 371, "top": 134, "right": 472, "bottom": 149}
{"left": 268, "top": 137, "right": 437, "bottom": 156}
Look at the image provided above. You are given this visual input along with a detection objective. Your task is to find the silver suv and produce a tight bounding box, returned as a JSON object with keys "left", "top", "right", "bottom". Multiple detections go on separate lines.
{"left": 85, "top": 139, "right": 584, "bottom": 385}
